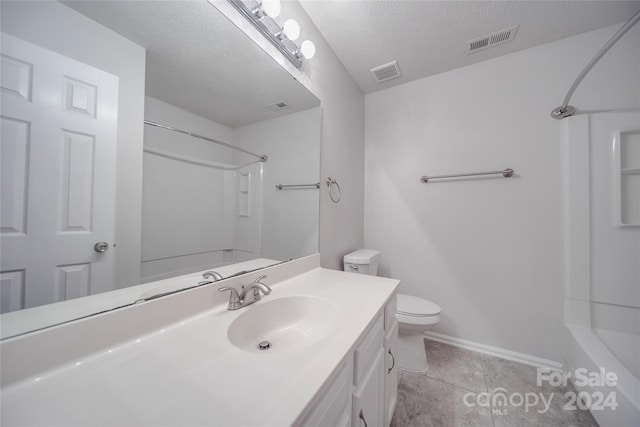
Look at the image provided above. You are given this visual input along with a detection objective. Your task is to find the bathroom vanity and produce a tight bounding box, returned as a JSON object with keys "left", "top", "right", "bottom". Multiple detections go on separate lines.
{"left": 0, "top": 255, "right": 399, "bottom": 426}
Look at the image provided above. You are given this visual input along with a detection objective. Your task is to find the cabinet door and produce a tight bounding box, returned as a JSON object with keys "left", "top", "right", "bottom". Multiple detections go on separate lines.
{"left": 384, "top": 320, "right": 398, "bottom": 427}
{"left": 301, "top": 359, "right": 352, "bottom": 426}
{"left": 353, "top": 350, "right": 384, "bottom": 427}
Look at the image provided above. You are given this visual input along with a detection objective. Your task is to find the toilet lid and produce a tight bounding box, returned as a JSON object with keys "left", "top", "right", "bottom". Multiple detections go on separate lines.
{"left": 397, "top": 294, "right": 441, "bottom": 316}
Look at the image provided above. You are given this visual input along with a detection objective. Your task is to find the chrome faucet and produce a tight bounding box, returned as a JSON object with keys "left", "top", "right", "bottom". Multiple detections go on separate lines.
{"left": 218, "top": 275, "right": 271, "bottom": 310}
{"left": 203, "top": 270, "right": 224, "bottom": 281}
{"left": 197, "top": 270, "right": 225, "bottom": 286}
{"left": 240, "top": 275, "right": 271, "bottom": 302}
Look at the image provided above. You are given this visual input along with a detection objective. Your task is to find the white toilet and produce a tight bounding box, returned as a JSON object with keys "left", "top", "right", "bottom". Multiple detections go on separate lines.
{"left": 344, "top": 249, "right": 441, "bottom": 372}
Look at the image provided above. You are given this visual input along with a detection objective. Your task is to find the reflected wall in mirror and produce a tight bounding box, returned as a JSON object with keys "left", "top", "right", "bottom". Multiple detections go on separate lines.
{"left": 0, "top": 0, "right": 320, "bottom": 338}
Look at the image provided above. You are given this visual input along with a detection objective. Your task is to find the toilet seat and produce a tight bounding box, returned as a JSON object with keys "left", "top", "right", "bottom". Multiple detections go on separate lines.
{"left": 396, "top": 294, "right": 441, "bottom": 326}
{"left": 397, "top": 294, "right": 441, "bottom": 316}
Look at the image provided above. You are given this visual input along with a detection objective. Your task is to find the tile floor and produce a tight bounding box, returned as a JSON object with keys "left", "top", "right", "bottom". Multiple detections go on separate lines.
{"left": 391, "top": 339, "right": 600, "bottom": 427}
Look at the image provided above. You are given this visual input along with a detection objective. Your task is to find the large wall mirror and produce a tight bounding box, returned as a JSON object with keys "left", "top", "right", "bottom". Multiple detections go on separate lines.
{"left": 0, "top": 0, "right": 321, "bottom": 338}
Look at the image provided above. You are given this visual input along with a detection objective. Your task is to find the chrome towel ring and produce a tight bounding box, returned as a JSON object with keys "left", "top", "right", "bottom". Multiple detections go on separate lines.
{"left": 325, "top": 177, "right": 341, "bottom": 203}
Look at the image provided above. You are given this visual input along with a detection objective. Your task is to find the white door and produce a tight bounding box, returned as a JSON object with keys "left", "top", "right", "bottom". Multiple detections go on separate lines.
{"left": 0, "top": 33, "right": 119, "bottom": 313}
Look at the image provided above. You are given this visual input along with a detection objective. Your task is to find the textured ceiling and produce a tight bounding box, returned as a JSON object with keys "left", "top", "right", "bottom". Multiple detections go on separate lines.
{"left": 300, "top": 0, "right": 640, "bottom": 94}
{"left": 63, "top": 1, "right": 319, "bottom": 128}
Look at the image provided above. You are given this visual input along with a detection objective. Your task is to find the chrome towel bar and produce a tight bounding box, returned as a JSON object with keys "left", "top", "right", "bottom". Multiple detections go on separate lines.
{"left": 275, "top": 183, "right": 320, "bottom": 190}
{"left": 420, "top": 168, "right": 514, "bottom": 183}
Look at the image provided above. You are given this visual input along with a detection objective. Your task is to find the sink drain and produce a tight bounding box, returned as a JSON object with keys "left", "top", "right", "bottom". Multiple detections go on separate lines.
{"left": 258, "top": 340, "right": 272, "bottom": 350}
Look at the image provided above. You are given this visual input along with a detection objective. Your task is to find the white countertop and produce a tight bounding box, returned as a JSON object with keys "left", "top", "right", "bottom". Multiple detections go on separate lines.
{"left": 1, "top": 260, "right": 399, "bottom": 426}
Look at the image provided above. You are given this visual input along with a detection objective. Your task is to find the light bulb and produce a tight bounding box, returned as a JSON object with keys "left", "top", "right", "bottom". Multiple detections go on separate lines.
{"left": 261, "top": 0, "right": 281, "bottom": 18}
{"left": 283, "top": 19, "right": 300, "bottom": 41}
{"left": 300, "top": 40, "right": 316, "bottom": 59}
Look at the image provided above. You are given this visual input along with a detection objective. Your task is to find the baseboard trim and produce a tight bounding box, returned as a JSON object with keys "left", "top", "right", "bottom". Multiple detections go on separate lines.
{"left": 423, "top": 331, "right": 563, "bottom": 371}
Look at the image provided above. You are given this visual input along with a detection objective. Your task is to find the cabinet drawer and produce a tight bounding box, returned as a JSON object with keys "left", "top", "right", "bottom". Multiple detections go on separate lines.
{"left": 354, "top": 313, "right": 383, "bottom": 386}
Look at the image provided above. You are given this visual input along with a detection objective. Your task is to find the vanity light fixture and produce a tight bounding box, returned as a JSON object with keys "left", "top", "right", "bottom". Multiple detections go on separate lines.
{"left": 283, "top": 19, "right": 300, "bottom": 41}
{"left": 299, "top": 40, "right": 316, "bottom": 60}
{"left": 228, "top": 0, "right": 315, "bottom": 68}
{"left": 261, "top": 0, "right": 280, "bottom": 18}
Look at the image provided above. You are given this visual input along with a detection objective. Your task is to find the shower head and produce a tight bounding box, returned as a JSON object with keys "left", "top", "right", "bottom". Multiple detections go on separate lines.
{"left": 550, "top": 105, "right": 577, "bottom": 120}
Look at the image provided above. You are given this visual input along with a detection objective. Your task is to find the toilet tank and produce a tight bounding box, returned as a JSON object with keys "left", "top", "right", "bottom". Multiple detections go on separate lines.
{"left": 343, "top": 249, "right": 380, "bottom": 276}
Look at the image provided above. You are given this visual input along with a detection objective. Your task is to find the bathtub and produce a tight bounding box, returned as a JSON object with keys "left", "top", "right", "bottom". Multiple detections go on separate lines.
{"left": 563, "top": 113, "right": 640, "bottom": 426}
{"left": 563, "top": 321, "right": 640, "bottom": 426}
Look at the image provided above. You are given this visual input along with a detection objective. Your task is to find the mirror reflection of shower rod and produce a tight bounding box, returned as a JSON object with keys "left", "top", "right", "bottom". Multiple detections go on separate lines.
{"left": 143, "top": 120, "right": 267, "bottom": 162}
{"left": 551, "top": 9, "right": 640, "bottom": 120}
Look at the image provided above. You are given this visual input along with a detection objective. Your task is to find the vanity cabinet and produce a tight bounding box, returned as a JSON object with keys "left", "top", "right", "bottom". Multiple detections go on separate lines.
{"left": 300, "top": 295, "right": 398, "bottom": 427}
{"left": 0, "top": 257, "right": 401, "bottom": 427}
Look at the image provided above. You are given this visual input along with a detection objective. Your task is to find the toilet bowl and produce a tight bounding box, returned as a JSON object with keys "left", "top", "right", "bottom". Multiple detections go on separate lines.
{"left": 343, "top": 249, "right": 442, "bottom": 373}
{"left": 396, "top": 293, "right": 441, "bottom": 372}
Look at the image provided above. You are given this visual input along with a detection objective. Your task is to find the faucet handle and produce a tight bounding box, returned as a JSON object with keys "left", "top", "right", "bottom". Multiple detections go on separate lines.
{"left": 218, "top": 286, "right": 241, "bottom": 309}
{"left": 251, "top": 275, "right": 271, "bottom": 301}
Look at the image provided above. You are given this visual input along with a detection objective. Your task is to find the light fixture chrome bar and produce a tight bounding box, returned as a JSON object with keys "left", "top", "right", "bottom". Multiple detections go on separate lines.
{"left": 144, "top": 120, "right": 267, "bottom": 162}
{"left": 228, "top": 0, "right": 303, "bottom": 68}
{"left": 275, "top": 182, "right": 320, "bottom": 190}
{"left": 551, "top": 9, "right": 640, "bottom": 120}
{"left": 420, "top": 168, "right": 514, "bottom": 183}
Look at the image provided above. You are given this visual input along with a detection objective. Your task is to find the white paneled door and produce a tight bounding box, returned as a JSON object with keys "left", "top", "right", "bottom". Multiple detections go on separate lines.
{"left": 0, "top": 33, "right": 119, "bottom": 313}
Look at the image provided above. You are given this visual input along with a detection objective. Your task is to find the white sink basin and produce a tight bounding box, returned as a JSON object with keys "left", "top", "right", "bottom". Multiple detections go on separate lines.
{"left": 227, "top": 296, "right": 339, "bottom": 353}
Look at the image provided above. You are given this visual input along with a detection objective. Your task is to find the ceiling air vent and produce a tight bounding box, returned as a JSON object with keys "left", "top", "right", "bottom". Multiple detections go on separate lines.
{"left": 266, "top": 101, "right": 291, "bottom": 111}
{"left": 370, "top": 60, "right": 401, "bottom": 83}
{"left": 466, "top": 25, "right": 519, "bottom": 54}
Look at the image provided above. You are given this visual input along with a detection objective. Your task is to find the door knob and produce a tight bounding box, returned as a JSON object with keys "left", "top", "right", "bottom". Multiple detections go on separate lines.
{"left": 94, "top": 242, "right": 109, "bottom": 253}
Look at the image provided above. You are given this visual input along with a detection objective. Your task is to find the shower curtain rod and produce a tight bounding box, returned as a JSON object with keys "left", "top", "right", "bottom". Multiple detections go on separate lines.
{"left": 551, "top": 9, "right": 640, "bottom": 119}
{"left": 144, "top": 120, "right": 268, "bottom": 162}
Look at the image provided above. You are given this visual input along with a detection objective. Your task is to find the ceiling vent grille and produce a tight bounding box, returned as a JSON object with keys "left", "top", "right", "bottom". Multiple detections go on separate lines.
{"left": 266, "top": 101, "right": 291, "bottom": 111}
{"left": 466, "top": 25, "right": 519, "bottom": 54}
{"left": 370, "top": 60, "right": 402, "bottom": 83}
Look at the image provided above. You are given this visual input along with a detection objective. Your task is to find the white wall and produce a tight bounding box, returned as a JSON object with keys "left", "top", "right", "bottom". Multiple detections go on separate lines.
{"left": 364, "top": 23, "right": 640, "bottom": 361}
{"left": 292, "top": 3, "right": 366, "bottom": 270}
{"left": 212, "top": 1, "right": 366, "bottom": 271}
{"left": 233, "top": 107, "right": 321, "bottom": 260}
{"left": 144, "top": 97, "right": 234, "bottom": 162}
{"left": 0, "top": 1, "right": 146, "bottom": 289}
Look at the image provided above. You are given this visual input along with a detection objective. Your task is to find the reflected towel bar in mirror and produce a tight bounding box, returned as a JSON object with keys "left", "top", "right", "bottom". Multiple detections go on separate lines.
{"left": 275, "top": 183, "right": 321, "bottom": 190}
